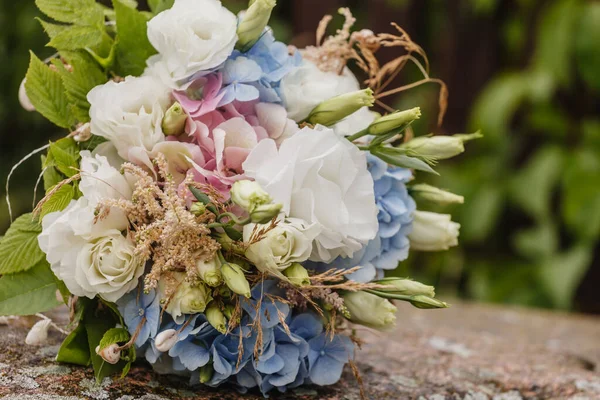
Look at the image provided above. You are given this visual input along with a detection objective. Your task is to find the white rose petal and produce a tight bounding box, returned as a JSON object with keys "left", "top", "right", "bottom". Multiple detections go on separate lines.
{"left": 25, "top": 319, "right": 52, "bottom": 346}
{"left": 147, "top": 0, "right": 238, "bottom": 86}
{"left": 87, "top": 75, "right": 171, "bottom": 161}
{"left": 243, "top": 126, "right": 379, "bottom": 263}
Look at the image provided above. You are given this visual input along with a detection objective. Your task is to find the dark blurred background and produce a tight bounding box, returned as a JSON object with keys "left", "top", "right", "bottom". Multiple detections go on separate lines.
{"left": 1, "top": 0, "right": 599, "bottom": 313}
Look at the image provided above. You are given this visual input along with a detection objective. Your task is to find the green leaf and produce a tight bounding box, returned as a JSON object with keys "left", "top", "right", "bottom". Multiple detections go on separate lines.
{"left": 25, "top": 51, "right": 73, "bottom": 128}
{"left": 47, "top": 25, "right": 104, "bottom": 51}
{"left": 575, "top": 3, "right": 600, "bottom": 91}
{"left": 513, "top": 221, "right": 558, "bottom": 260}
{"left": 84, "top": 303, "right": 127, "bottom": 382}
{"left": 37, "top": 19, "right": 69, "bottom": 40}
{"left": 40, "top": 184, "right": 75, "bottom": 220}
{"left": 98, "top": 328, "right": 130, "bottom": 351}
{"left": 56, "top": 51, "right": 107, "bottom": 122}
{"left": 538, "top": 244, "right": 592, "bottom": 309}
{"left": 35, "top": 0, "right": 104, "bottom": 26}
{"left": 0, "top": 214, "right": 45, "bottom": 275}
{"left": 79, "top": 135, "right": 108, "bottom": 152}
{"left": 460, "top": 184, "right": 505, "bottom": 243}
{"left": 57, "top": 323, "right": 91, "bottom": 366}
{"left": 148, "top": 0, "right": 174, "bottom": 14}
{"left": 113, "top": 0, "right": 157, "bottom": 76}
{"left": 562, "top": 149, "right": 600, "bottom": 240}
{"left": 0, "top": 261, "right": 62, "bottom": 316}
{"left": 509, "top": 146, "right": 564, "bottom": 221}
{"left": 189, "top": 186, "right": 218, "bottom": 215}
{"left": 49, "top": 137, "right": 80, "bottom": 178}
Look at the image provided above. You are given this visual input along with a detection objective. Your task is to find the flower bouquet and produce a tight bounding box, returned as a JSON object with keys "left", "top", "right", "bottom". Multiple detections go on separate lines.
{"left": 2, "top": 0, "right": 479, "bottom": 395}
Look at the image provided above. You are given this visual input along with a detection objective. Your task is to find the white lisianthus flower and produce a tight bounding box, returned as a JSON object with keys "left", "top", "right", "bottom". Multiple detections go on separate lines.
{"left": 408, "top": 211, "right": 460, "bottom": 251}
{"left": 243, "top": 218, "right": 321, "bottom": 277}
{"left": 87, "top": 75, "right": 171, "bottom": 161}
{"left": 146, "top": 0, "right": 237, "bottom": 86}
{"left": 159, "top": 273, "right": 213, "bottom": 324}
{"left": 243, "top": 126, "right": 378, "bottom": 262}
{"left": 280, "top": 61, "right": 361, "bottom": 122}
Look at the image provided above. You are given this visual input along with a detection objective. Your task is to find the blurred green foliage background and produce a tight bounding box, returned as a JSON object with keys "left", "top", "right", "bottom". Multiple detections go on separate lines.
{"left": 1, "top": 0, "right": 598, "bottom": 313}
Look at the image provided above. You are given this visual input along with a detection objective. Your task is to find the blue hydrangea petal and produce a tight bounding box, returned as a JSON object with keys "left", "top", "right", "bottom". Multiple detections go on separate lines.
{"left": 308, "top": 354, "right": 345, "bottom": 386}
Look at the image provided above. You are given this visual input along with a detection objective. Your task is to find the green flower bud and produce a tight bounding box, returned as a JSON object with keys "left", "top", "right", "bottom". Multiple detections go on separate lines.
{"left": 342, "top": 291, "right": 397, "bottom": 331}
{"left": 250, "top": 203, "right": 282, "bottom": 224}
{"left": 410, "top": 184, "right": 464, "bottom": 205}
{"left": 409, "top": 295, "right": 449, "bottom": 309}
{"left": 162, "top": 102, "right": 187, "bottom": 136}
{"left": 218, "top": 286, "right": 233, "bottom": 299}
{"left": 368, "top": 107, "right": 421, "bottom": 136}
{"left": 283, "top": 263, "right": 311, "bottom": 287}
{"left": 236, "top": 0, "right": 277, "bottom": 52}
{"left": 206, "top": 302, "right": 228, "bottom": 334}
{"left": 230, "top": 180, "right": 271, "bottom": 212}
{"left": 221, "top": 262, "right": 251, "bottom": 298}
{"left": 374, "top": 277, "right": 435, "bottom": 298}
{"left": 159, "top": 273, "right": 212, "bottom": 319}
{"left": 223, "top": 304, "right": 236, "bottom": 320}
{"left": 191, "top": 202, "right": 206, "bottom": 216}
{"left": 402, "top": 135, "right": 465, "bottom": 160}
{"left": 307, "top": 88, "right": 375, "bottom": 126}
{"left": 199, "top": 363, "right": 214, "bottom": 384}
{"left": 196, "top": 257, "right": 223, "bottom": 287}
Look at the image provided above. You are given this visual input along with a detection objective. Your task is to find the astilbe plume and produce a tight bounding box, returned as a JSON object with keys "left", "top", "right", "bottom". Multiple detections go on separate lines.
{"left": 98, "top": 154, "right": 220, "bottom": 295}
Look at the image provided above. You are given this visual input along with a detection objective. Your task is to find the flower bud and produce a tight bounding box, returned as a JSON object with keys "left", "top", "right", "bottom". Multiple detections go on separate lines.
{"left": 19, "top": 78, "right": 35, "bottom": 112}
{"left": 95, "top": 343, "right": 121, "bottom": 364}
{"left": 221, "top": 262, "right": 251, "bottom": 298}
{"left": 342, "top": 291, "right": 397, "bottom": 331}
{"left": 199, "top": 363, "right": 214, "bottom": 384}
{"left": 410, "top": 184, "right": 464, "bottom": 205}
{"left": 374, "top": 277, "right": 435, "bottom": 298}
{"left": 159, "top": 273, "right": 213, "bottom": 319}
{"left": 196, "top": 257, "right": 223, "bottom": 287}
{"left": 162, "top": 102, "right": 187, "bottom": 136}
{"left": 191, "top": 202, "right": 206, "bottom": 216}
{"left": 408, "top": 295, "right": 449, "bottom": 309}
{"left": 408, "top": 211, "right": 460, "bottom": 251}
{"left": 223, "top": 304, "right": 236, "bottom": 320}
{"left": 250, "top": 203, "right": 282, "bottom": 224}
{"left": 206, "top": 303, "right": 227, "bottom": 334}
{"left": 368, "top": 107, "right": 421, "bottom": 136}
{"left": 155, "top": 329, "right": 179, "bottom": 352}
{"left": 401, "top": 135, "right": 465, "bottom": 161}
{"left": 25, "top": 319, "right": 52, "bottom": 346}
{"left": 283, "top": 263, "right": 311, "bottom": 287}
{"left": 236, "top": 0, "right": 277, "bottom": 51}
{"left": 230, "top": 180, "right": 271, "bottom": 212}
{"left": 307, "top": 88, "right": 375, "bottom": 126}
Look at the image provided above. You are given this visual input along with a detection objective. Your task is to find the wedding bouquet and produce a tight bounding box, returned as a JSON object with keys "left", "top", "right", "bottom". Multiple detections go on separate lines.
{"left": 2, "top": 0, "right": 479, "bottom": 395}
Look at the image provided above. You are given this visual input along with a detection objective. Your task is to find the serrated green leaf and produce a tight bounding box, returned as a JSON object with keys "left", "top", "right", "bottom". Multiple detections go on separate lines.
{"left": 98, "top": 328, "right": 130, "bottom": 351}
{"left": 41, "top": 153, "right": 66, "bottom": 191}
{"left": 25, "top": 51, "right": 73, "bottom": 128}
{"left": 0, "top": 214, "right": 45, "bottom": 275}
{"left": 37, "top": 18, "right": 69, "bottom": 40}
{"left": 35, "top": 0, "right": 104, "bottom": 26}
{"left": 79, "top": 135, "right": 108, "bottom": 152}
{"left": 0, "top": 261, "right": 62, "bottom": 316}
{"left": 47, "top": 24, "right": 104, "bottom": 51}
{"left": 113, "top": 0, "right": 157, "bottom": 76}
{"left": 40, "top": 184, "right": 75, "bottom": 220}
{"left": 148, "top": 0, "right": 174, "bottom": 14}
{"left": 55, "top": 51, "right": 107, "bottom": 123}
{"left": 49, "top": 138, "right": 80, "bottom": 178}
{"left": 57, "top": 323, "right": 91, "bottom": 366}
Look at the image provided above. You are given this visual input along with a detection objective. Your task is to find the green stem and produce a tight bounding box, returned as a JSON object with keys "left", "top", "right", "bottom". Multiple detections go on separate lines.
{"left": 347, "top": 128, "right": 369, "bottom": 142}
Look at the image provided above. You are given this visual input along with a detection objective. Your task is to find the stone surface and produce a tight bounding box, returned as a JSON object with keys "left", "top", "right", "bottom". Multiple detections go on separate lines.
{"left": 0, "top": 302, "right": 599, "bottom": 400}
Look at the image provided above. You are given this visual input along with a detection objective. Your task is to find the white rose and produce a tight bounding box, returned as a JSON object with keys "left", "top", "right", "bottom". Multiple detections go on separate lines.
{"left": 243, "top": 126, "right": 379, "bottom": 263}
{"left": 79, "top": 151, "right": 133, "bottom": 204}
{"left": 159, "top": 273, "right": 213, "bottom": 324}
{"left": 408, "top": 211, "right": 460, "bottom": 251}
{"left": 87, "top": 75, "right": 171, "bottom": 161}
{"left": 146, "top": 0, "right": 238, "bottom": 86}
{"left": 38, "top": 199, "right": 143, "bottom": 303}
{"left": 279, "top": 60, "right": 362, "bottom": 122}
{"left": 243, "top": 218, "right": 321, "bottom": 277}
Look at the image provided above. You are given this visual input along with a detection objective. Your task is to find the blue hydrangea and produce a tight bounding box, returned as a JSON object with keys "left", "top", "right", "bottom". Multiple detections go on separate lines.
{"left": 309, "top": 154, "right": 416, "bottom": 282}
{"left": 117, "top": 288, "right": 161, "bottom": 347}
{"left": 307, "top": 333, "right": 354, "bottom": 386}
{"left": 219, "top": 29, "right": 302, "bottom": 106}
